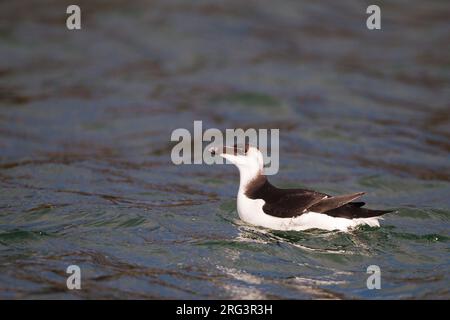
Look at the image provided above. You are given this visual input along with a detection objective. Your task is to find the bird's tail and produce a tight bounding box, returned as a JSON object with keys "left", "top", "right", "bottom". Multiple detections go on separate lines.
{"left": 361, "top": 209, "right": 393, "bottom": 218}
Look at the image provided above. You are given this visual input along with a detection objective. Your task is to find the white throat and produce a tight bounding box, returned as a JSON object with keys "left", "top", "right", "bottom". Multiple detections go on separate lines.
{"left": 237, "top": 167, "right": 262, "bottom": 194}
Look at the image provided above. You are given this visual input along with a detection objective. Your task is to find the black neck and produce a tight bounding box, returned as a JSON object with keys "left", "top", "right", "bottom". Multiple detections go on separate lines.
{"left": 244, "top": 175, "right": 279, "bottom": 202}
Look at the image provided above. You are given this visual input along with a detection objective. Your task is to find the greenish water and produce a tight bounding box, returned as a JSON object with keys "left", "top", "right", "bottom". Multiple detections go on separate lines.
{"left": 0, "top": 0, "right": 449, "bottom": 299}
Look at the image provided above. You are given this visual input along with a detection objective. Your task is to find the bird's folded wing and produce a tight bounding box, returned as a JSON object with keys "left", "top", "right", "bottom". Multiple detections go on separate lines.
{"left": 262, "top": 191, "right": 365, "bottom": 218}
{"left": 262, "top": 192, "right": 327, "bottom": 218}
{"left": 308, "top": 192, "right": 365, "bottom": 213}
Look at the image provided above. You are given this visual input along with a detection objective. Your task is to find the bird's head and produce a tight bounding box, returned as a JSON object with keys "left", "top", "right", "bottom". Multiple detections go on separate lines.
{"left": 209, "top": 144, "right": 264, "bottom": 175}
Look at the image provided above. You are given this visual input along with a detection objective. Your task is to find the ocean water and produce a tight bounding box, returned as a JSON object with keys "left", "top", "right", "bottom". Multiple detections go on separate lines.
{"left": 0, "top": 0, "right": 449, "bottom": 299}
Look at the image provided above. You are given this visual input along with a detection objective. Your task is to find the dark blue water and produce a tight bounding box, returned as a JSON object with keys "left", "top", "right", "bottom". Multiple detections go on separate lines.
{"left": 0, "top": 0, "right": 449, "bottom": 299}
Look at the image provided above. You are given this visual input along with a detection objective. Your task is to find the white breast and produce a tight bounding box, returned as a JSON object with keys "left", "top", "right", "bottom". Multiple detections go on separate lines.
{"left": 236, "top": 193, "right": 380, "bottom": 232}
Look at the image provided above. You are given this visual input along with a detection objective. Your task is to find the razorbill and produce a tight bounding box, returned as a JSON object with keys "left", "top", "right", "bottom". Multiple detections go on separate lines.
{"left": 210, "top": 144, "right": 391, "bottom": 232}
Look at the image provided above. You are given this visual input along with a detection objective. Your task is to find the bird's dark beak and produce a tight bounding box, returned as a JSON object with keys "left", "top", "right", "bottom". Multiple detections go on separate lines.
{"left": 209, "top": 146, "right": 220, "bottom": 156}
{"left": 209, "top": 146, "right": 235, "bottom": 156}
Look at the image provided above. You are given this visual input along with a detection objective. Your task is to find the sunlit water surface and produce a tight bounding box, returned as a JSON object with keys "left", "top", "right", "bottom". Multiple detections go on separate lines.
{"left": 0, "top": 0, "right": 449, "bottom": 299}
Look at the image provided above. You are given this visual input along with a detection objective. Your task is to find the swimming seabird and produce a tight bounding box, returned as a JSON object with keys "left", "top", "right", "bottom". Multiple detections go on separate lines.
{"left": 210, "top": 144, "right": 391, "bottom": 232}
